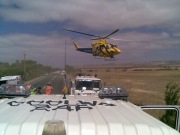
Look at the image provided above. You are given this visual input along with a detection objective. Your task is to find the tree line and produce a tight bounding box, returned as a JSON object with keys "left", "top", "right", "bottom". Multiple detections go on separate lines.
{"left": 0, "top": 60, "right": 59, "bottom": 81}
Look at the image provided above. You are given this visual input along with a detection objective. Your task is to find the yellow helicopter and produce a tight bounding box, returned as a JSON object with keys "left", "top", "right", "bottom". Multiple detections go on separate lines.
{"left": 64, "top": 29, "right": 122, "bottom": 59}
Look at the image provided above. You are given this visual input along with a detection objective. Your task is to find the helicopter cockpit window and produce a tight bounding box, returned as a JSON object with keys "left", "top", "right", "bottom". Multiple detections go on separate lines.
{"left": 99, "top": 44, "right": 104, "bottom": 49}
{"left": 110, "top": 44, "right": 117, "bottom": 48}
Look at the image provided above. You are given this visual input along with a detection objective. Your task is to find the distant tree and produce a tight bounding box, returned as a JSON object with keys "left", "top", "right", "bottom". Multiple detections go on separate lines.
{"left": 165, "top": 82, "right": 180, "bottom": 105}
{"left": 0, "top": 60, "right": 58, "bottom": 81}
{"left": 160, "top": 82, "right": 180, "bottom": 128}
{"left": 65, "top": 65, "right": 78, "bottom": 75}
{"left": 15, "top": 60, "right": 20, "bottom": 64}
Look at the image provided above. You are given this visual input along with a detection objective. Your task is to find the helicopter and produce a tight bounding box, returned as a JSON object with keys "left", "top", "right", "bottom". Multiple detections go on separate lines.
{"left": 63, "top": 28, "right": 123, "bottom": 60}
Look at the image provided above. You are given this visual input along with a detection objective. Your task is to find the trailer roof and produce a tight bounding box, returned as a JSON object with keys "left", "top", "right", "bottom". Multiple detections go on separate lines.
{"left": 0, "top": 75, "right": 21, "bottom": 81}
{"left": 0, "top": 95, "right": 179, "bottom": 135}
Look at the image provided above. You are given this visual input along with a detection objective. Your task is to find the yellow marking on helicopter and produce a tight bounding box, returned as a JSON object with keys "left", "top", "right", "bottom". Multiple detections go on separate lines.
{"left": 73, "top": 40, "right": 79, "bottom": 49}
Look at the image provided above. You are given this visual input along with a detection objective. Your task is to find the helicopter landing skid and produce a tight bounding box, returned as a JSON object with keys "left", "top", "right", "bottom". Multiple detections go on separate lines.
{"left": 104, "top": 58, "right": 119, "bottom": 61}
{"left": 93, "top": 57, "right": 119, "bottom": 61}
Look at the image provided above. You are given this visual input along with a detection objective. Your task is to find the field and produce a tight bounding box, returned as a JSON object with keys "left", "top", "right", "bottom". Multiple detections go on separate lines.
{"left": 80, "top": 63, "right": 180, "bottom": 105}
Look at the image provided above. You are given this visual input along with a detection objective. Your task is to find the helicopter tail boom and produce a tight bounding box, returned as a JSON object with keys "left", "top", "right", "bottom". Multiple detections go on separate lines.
{"left": 72, "top": 40, "right": 92, "bottom": 54}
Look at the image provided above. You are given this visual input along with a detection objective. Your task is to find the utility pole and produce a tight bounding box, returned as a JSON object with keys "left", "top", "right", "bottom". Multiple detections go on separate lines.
{"left": 64, "top": 40, "right": 67, "bottom": 73}
{"left": 23, "top": 50, "right": 26, "bottom": 80}
{"left": 62, "top": 40, "right": 67, "bottom": 87}
{"left": 62, "top": 39, "right": 68, "bottom": 98}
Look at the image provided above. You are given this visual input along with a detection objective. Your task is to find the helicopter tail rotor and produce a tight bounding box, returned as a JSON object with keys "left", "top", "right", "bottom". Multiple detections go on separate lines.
{"left": 71, "top": 38, "right": 79, "bottom": 49}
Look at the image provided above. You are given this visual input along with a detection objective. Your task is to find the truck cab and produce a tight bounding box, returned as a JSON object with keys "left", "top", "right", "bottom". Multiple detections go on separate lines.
{"left": 70, "top": 75, "right": 102, "bottom": 95}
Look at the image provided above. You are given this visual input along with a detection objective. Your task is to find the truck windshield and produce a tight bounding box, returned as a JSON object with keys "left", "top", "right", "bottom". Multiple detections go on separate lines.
{"left": 0, "top": 80, "right": 7, "bottom": 85}
{"left": 75, "top": 80, "right": 101, "bottom": 90}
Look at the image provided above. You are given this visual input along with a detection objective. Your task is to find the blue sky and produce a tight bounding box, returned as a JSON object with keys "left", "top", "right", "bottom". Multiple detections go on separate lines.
{"left": 0, "top": 0, "right": 180, "bottom": 68}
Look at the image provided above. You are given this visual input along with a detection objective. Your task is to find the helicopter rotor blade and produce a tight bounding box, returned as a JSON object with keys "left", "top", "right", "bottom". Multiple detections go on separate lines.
{"left": 91, "top": 37, "right": 103, "bottom": 40}
{"left": 103, "top": 29, "right": 119, "bottom": 39}
{"left": 109, "top": 37, "right": 131, "bottom": 41}
{"left": 63, "top": 29, "right": 101, "bottom": 38}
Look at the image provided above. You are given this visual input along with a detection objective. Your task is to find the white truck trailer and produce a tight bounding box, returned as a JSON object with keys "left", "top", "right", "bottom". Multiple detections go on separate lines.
{"left": 0, "top": 94, "right": 179, "bottom": 135}
{"left": 0, "top": 75, "right": 180, "bottom": 135}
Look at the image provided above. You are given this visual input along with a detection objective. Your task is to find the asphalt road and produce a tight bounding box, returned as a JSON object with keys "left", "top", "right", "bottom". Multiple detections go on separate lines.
{"left": 30, "top": 74, "right": 65, "bottom": 94}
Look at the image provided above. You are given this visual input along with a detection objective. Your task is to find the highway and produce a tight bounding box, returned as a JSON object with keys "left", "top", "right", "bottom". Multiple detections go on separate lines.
{"left": 29, "top": 74, "right": 65, "bottom": 94}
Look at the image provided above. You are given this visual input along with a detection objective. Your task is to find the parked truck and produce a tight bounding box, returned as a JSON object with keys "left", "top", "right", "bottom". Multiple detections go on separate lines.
{"left": 0, "top": 75, "right": 23, "bottom": 85}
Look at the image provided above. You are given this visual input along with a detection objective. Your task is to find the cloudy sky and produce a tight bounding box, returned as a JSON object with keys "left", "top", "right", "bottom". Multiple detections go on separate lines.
{"left": 0, "top": 0, "right": 180, "bottom": 68}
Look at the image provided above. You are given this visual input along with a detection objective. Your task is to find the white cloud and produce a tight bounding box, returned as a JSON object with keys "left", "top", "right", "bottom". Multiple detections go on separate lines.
{"left": 174, "top": 32, "right": 180, "bottom": 37}
{"left": 0, "top": 33, "right": 69, "bottom": 67}
{"left": 161, "top": 32, "right": 170, "bottom": 38}
{"left": 1, "top": 0, "right": 180, "bottom": 66}
{"left": 0, "top": 0, "right": 180, "bottom": 30}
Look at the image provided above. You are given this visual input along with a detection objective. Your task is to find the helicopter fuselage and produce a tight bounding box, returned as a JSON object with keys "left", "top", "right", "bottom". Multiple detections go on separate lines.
{"left": 92, "top": 39, "right": 121, "bottom": 58}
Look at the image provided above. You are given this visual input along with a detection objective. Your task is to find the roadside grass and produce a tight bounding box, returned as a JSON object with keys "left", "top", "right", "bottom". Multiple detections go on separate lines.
{"left": 80, "top": 66, "right": 180, "bottom": 122}
{"left": 81, "top": 68, "right": 180, "bottom": 105}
